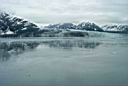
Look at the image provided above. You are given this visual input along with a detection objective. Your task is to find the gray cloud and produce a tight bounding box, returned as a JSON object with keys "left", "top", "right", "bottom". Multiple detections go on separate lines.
{"left": 0, "top": 0, "right": 128, "bottom": 25}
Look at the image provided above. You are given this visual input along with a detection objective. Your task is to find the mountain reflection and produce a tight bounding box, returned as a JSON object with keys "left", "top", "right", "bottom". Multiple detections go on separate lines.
{"left": 0, "top": 39, "right": 101, "bottom": 62}
{"left": 42, "top": 40, "right": 101, "bottom": 49}
{"left": 0, "top": 42, "right": 40, "bottom": 62}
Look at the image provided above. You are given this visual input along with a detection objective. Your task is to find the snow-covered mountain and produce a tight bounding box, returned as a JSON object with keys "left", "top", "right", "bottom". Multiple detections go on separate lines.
{"left": 45, "top": 22, "right": 103, "bottom": 31}
{"left": 45, "top": 22, "right": 128, "bottom": 34}
{"left": 1, "top": 12, "right": 128, "bottom": 38}
{"left": 77, "top": 22, "right": 103, "bottom": 31}
{"left": 0, "top": 12, "right": 40, "bottom": 37}
{"left": 102, "top": 25, "right": 128, "bottom": 33}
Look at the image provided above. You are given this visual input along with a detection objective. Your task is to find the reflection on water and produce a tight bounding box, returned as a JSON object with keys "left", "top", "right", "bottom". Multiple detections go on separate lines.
{"left": 0, "top": 39, "right": 101, "bottom": 62}
{"left": 0, "top": 42, "right": 40, "bottom": 62}
{"left": 42, "top": 40, "right": 101, "bottom": 49}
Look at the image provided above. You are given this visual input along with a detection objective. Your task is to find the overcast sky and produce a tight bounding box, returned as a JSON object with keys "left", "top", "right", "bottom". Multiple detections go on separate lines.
{"left": 0, "top": 0, "right": 128, "bottom": 25}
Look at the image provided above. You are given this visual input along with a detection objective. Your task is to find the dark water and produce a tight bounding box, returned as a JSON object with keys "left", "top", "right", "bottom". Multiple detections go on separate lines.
{"left": 0, "top": 33, "right": 128, "bottom": 86}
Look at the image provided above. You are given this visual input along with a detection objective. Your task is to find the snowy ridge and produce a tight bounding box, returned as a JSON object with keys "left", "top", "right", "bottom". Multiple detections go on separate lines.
{"left": 44, "top": 22, "right": 128, "bottom": 33}
{"left": 45, "top": 22, "right": 102, "bottom": 31}
{"left": 102, "top": 25, "right": 128, "bottom": 33}
{"left": 0, "top": 12, "right": 40, "bottom": 37}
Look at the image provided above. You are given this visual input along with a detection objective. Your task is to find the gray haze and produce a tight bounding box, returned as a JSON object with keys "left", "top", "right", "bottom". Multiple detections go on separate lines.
{"left": 0, "top": 0, "right": 128, "bottom": 25}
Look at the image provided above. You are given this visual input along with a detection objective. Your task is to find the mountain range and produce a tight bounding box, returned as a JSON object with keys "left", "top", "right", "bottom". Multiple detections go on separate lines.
{"left": 0, "top": 12, "right": 128, "bottom": 37}
{"left": 44, "top": 22, "right": 128, "bottom": 33}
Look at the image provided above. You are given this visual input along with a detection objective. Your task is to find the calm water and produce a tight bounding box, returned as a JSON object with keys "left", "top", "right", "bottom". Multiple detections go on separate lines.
{"left": 0, "top": 33, "right": 128, "bottom": 86}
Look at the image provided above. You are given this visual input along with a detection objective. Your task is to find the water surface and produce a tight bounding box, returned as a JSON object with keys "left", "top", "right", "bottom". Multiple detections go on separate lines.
{"left": 0, "top": 33, "right": 128, "bottom": 86}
